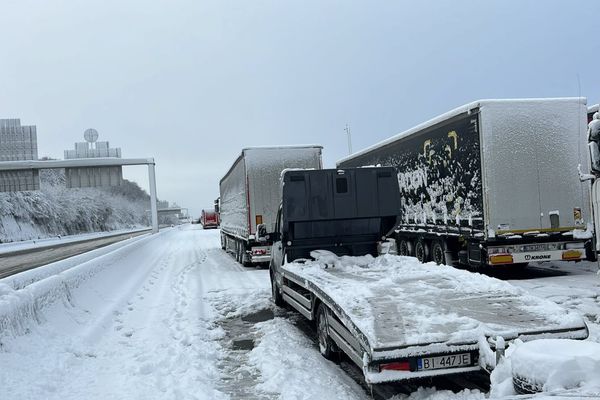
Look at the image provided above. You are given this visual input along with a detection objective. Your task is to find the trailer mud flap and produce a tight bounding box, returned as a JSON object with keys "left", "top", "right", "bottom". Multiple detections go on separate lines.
{"left": 468, "top": 242, "right": 482, "bottom": 265}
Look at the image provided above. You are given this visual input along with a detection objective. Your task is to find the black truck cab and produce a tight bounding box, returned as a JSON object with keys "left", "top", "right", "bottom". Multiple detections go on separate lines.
{"left": 270, "top": 167, "right": 401, "bottom": 304}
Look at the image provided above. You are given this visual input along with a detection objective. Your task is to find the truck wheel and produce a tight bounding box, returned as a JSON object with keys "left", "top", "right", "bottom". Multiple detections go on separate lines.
{"left": 270, "top": 268, "right": 285, "bottom": 307}
{"left": 513, "top": 374, "right": 542, "bottom": 395}
{"left": 238, "top": 243, "right": 245, "bottom": 265}
{"left": 398, "top": 239, "right": 412, "bottom": 256}
{"left": 235, "top": 241, "right": 242, "bottom": 264}
{"left": 431, "top": 240, "right": 446, "bottom": 265}
{"left": 242, "top": 255, "right": 253, "bottom": 268}
{"left": 239, "top": 244, "right": 251, "bottom": 268}
{"left": 415, "top": 240, "right": 430, "bottom": 263}
{"left": 316, "top": 304, "right": 337, "bottom": 360}
{"left": 237, "top": 242, "right": 243, "bottom": 264}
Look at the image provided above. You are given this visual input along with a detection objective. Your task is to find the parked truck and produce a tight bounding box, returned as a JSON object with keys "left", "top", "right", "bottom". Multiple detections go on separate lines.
{"left": 337, "top": 97, "right": 593, "bottom": 268}
{"left": 270, "top": 167, "right": 589, "bottom": 385}
{"left": 219, "top": 145, "right": 322, "bottom": 266}
{"left": 200, "top": 209, "right": 219, "bottom": 229}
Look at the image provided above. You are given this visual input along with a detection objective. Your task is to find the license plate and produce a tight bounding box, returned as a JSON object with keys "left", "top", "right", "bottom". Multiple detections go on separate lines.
{"left": 417, "top": 353, "right": 471, "bottom": 370}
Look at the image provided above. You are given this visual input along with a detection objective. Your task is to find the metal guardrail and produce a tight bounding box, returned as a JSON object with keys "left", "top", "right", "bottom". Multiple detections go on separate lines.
{"left": 0, "top": 228, "right": 152, "bottom": 279}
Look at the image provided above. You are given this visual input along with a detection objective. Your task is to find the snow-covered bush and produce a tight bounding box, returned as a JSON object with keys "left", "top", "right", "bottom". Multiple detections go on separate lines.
{"left": 0, "top": 169, "right": 169, "bottom": 242}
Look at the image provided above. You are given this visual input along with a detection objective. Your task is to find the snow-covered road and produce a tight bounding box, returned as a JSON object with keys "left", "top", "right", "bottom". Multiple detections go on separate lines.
{"left": 0, "top": 225, "right": 366, "bottom": 400}
{"left": 1, "top": 225, "right": 599, "bottom": 400}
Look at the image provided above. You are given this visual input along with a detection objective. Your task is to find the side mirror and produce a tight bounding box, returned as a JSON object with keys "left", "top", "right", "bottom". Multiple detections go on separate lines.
{"left": 589, "top": 142, "right": 600, "bottom": 173}
{"left": 271, "top": 231, "right": 281, "bottom": 242}
{"left": 256, "top": 224, "right": 268, "bottom": 242}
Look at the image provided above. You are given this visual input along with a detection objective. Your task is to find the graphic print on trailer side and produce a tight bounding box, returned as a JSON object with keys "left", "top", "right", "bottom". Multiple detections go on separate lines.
{"left": 339, "top": 111, "right": 484, "bottom": 234}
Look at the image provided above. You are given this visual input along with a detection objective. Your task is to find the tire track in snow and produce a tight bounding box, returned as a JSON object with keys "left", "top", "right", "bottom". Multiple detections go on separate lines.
{"left": 79, "top": 239, "right": 176, "bottom": 343}
{"left": 211, "top": 290, "right": 276, "bottom": 400}
{"left": 189, "top": 234, "right": 275, "bottom": 399}
{"left": 102, "top": 230, "right": 225, "bottom": 399}
{"left": 61, "top": 227, "right": 227, "bottom": 399}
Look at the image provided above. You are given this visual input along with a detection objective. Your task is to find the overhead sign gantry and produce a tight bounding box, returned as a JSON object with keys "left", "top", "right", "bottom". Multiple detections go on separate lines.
{"left": 0, "top": 158, "right": 160, "bottom": 234}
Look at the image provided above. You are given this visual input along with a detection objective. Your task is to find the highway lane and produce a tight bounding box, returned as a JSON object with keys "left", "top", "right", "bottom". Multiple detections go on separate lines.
{"left": 0, "top": 229, "right": 150, "bottom": 279}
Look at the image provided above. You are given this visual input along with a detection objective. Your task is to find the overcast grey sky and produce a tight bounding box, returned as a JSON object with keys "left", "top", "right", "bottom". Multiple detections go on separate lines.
{"left": 1, "top": 1, "right": 599, "bottom": 217}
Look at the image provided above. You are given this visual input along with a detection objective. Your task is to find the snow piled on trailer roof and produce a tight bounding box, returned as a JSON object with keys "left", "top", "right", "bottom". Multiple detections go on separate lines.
{"left": 242, "top": 144, "right": 322, "bottom": 152}
{"left": 220, "top": 144, "right": 322, "bottom": 185}
{"left": 283, "top": 252, "right": 587, "bottom": 351}
{"left": 337, "top": 97, "right": 586, "bottom": 165}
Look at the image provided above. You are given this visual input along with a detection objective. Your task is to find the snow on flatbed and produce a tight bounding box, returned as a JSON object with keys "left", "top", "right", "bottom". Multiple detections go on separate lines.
{"left": 282, "top": 252, "right": 588, "bottom": 354}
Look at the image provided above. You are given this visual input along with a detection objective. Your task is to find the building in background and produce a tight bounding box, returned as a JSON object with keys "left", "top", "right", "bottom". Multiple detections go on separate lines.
{"left": 64, "top": 129, "right": 123, "bottom": 188}
{"left": 0, "top": 119, "right": 40, "bottom": 192}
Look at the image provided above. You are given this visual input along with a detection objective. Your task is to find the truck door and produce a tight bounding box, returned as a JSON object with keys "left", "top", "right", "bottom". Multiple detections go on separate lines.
{"left": 272, "top": 205, "right": 284, "bottom": 269}
{"left": 592, "top": 180, "right": 600, "bottom": 252}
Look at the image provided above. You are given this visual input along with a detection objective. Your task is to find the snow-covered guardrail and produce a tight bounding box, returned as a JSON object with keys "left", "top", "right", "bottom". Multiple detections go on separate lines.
{"left": 0, "top": 230, "right": 162, "bottom": 340}
{"left": 0, "top": 227, "right": 151, "bottom": 256}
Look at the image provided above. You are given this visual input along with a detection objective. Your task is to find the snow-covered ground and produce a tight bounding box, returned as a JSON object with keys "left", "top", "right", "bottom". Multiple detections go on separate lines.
{"left": 0, "top": 226, "right": 368, "bottom": 399}
{"left": 0, "top": 226, "right": 599, "bottom": 399}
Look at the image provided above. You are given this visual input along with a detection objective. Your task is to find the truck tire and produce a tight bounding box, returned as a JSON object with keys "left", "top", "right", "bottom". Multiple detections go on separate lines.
{"left": 238, "top": 242, "right": 246, "bottom": 265}
{"left": 270, "top": 268, "right": 285, "bottom": 307}
{"left": 513, "top": 375, "right": 542, "bottom": 395}
{"left": 398, "top": 239, "right": 413, "bottom": 257}
{"left": 415, "top": 239, "right": 430, "bottom": 263}
{"left": 235, "top": 241, "right": 242, "bottom": 264}
{"left": 316, "top": 304, "right": 337, "bottom": 360}
{"left": 237, "top": 242, "right": 243, "bottom": 264}
{"left": 239, "top": 243, "right": 252, "bottom": 268}
{"left": 431, "top": 240, "right": 446, "bottom": 265}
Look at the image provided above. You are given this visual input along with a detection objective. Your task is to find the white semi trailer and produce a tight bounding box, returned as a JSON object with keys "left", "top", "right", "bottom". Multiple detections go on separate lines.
{"left": 219, "top": 145, "right": 322, "bottom": 266}
{"left": 338, "top": 98, "right": 593, "bottom": 268}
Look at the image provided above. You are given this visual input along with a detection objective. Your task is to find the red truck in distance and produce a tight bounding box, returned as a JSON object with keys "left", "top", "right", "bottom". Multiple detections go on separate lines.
{"left": 201, "top": 209, "right": 219, "bottom": 229}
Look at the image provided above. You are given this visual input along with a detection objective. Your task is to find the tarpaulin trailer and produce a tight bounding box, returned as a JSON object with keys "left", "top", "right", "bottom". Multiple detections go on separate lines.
{"left": 338, "top": 98, "right": 593, "bottom": 268}
{"left": 219, "top": 145, "right": 322, "bottom": 266}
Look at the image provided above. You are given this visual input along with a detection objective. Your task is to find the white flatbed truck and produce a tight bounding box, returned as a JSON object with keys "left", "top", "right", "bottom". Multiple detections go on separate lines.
{"left": 270, "top": 167, "right": 589, "bottom": 384}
